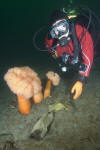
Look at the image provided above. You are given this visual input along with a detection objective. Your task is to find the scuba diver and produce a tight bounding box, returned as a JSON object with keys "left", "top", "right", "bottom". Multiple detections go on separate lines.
{"left": 33, "top": 4, "right": 100, "bottom": 100}
{"left": 44, "top": 10, "right": 94, "bottom": 100}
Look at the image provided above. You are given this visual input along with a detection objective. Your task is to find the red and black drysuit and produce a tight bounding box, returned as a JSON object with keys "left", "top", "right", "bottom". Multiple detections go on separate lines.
{"left": 45, "top": 24, "right": 94, "bottom": 83}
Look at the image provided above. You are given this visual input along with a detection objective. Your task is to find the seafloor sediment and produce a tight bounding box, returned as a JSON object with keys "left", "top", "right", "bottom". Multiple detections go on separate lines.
{"left": 0, "top": 56, "right": 100, "bottom": 150}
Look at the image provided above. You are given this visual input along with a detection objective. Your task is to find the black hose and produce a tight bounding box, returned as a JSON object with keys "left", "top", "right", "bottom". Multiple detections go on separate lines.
{"left": 73, "top": 5, "right": 100, "bottom": 48}
{"left": 33, "top": 5, "right": 100, "bottom": 52}
{"left": 33, "top": 26, "right": 48, "bottom": 51}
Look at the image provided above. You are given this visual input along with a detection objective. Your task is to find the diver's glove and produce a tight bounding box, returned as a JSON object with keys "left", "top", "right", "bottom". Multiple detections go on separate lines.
{"left": 71, "top": 81, "right": 83, "bottom": 99}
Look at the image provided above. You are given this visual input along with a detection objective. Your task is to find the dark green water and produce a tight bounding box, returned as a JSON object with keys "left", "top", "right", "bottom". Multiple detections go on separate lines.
{"left": 0, "top": 0, "right": 100, "bottom": 61}
{"left": 0, "top": 1, "right": 100, "bottom": 150}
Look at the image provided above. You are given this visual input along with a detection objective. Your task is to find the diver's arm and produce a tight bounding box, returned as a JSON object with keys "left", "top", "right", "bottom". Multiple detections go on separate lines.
{"left": 45, "top": 34, "right": 60, "bottom": 59}
{"left": 76, "top": 24, "right": 94, "bottom": 82}
{"left": 78, "top": 33, "right": 93, "bottom": 82}
{"left": 71, "top": 25, "right": 94, "bottom": 100}
{"left": 45, "top": 34, "right": 54, "bottom": 51}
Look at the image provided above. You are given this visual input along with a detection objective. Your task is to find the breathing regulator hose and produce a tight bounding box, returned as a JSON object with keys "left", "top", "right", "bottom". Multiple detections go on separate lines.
{"left": 33, "top": 4, "right": 100, "bottom": 51}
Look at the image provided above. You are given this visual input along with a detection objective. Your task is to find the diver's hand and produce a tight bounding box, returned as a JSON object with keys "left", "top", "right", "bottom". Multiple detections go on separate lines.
{"left": 71, "top": 81, "right": 83, "bottom": 99}
{"left": 52, "top": 51, "right": 58, "bottom": 59}
{"left": 52, "top": 54, "right": 57, "bottom": 59}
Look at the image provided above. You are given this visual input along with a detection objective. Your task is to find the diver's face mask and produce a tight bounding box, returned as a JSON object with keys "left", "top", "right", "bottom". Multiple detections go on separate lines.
{"left": 50, "top": 19, "right": 70, "bottom": 46}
